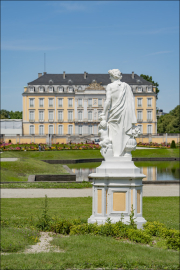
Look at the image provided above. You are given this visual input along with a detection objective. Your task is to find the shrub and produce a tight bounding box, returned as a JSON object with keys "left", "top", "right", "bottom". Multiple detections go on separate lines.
{"left": 170, "top": 140, "right": 176, "bottom": 148}
{"left": 9, "top": 140, "right": 11, "bottom": 143}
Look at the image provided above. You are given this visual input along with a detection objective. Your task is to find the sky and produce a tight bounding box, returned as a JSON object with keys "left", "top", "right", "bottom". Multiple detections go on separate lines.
{"left": 1, "top": 1, "right": 179, "bottom": 113}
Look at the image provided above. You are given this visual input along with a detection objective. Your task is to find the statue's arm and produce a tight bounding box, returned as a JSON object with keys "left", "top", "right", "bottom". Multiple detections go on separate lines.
{"left": 103, "top": 85, "right": 111, "bottom": 115}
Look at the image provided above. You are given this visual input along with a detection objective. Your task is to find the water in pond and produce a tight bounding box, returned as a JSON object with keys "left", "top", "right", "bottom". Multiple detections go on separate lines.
{"left": 69, "top": 162, "right": 179, "bottom": 182}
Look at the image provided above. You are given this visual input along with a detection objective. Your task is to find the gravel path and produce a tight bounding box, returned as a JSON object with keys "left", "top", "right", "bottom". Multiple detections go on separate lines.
{"left": 1, "top": 185, "right": 179, "bottom": 198}
{"left": 0, "top": 158, "right": 18, "bottom": 161}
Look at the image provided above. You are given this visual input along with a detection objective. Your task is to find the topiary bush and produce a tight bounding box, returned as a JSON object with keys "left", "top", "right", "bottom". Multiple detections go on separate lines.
{"left": 170, "top": 140, "right": 176, "bottom": 148}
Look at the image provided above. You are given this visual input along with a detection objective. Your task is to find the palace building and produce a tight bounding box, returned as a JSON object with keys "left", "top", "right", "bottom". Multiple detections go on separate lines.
{"left": 22, "top": 71, "right": 157, "bottom": 143}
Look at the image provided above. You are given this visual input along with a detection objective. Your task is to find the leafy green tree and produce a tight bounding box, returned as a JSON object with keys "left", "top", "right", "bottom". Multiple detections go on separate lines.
{"left": 0, "top": 110, "right": 22, "bottom": 119}
{"left": 140, "top": 74, "right": 160, "bottom": 98}
{"left": 157, "top": 105, "right": 180, "bottom": 133}
{"left": 0, "top": 110, "right": 10, "bottom": 119}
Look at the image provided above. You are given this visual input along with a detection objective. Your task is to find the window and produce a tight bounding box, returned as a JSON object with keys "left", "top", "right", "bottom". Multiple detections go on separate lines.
{"left": 58, "top": 111, "right": 63, "bottom": 121}
{"left": 138, "top": 87, "right": 142, "bottom": 92}
{"left": 78, "top": 99, "right": 82, "bottom": 107}
{"left": 49, "top": 86, "right": 53, "bottom": 92}
{"left": 137, "top": 125, "right": 143, "bottom": 134}
{"left": 68, "top": 98, "right": 73, "bottom": 107}
{"left": 29, "top": 111, "right": 34, "bottom": 121}
{"left": 58, "top": 87, "right": 63, "bottom": 92}
{"left": 137, "top": 98, "right": 142, "bottom": 107}
{"left": 98, "top": 99, "right": 102, "bottom": 107}
{"left": 78, "top": 125, "right": 82, "bottom": 135}
{"left": 49, "top": 98, "right": 54, "bottom": 107}
{"left": 29, "top": 99, "right": 34, "bottom": 107}
{"left": 68, "top": 125, "right": 73, "bottom": 135}
{"left": 30, "top": 125, "right": 34, "bottom": 135}
{"left": 147, "top": 111, "right": 152, "bottom": 121}
{"left": 147, "top": 125, "right": 152, "bottom": 134}
{"left": 88, "top": 99, "right": 92, "bottom": 107}
{"left": 39, "top": 111, "right": 44, "bottom": 121}
{"left": 68, "top": 111, "right": 73, "bottom": 121}
{"left": 58, "top": 125, "right": 63, "bottom": 135}
{"left": 48, "top": 111, "right": 54, "bottom": 120}
{"left": 29, "top": 87, "right": 34, "bottom": 92}
{"left": 49, "top": 125, "right": 53, "bottom": 135}
{"left": 39, "top": 125, "right": 44, "bottom": 135}
{"left": 78, "top": 86, "right": 82, "bottom": 91}
{"left": 88, "top": 125, "right": 92, "bottom": 134}
{"left": 147, "top": 87, "right": 152, "bottom": 92}
{"left": 137, "top": 111, "right": 142, "bottom": 121}
{"left": 78, "top": 111, "right": 82, "bottom": 120}
{"left": 147, "top": 98, "right": 152, "bottom": 107}
{"left": 39, "top": 98, "right": 44, "bottom": 107}
{"left": 58, "top": 98, "right": 63, "bottom": 107}
{"left": 98, "top": 111, "right": 102, "bottom": 120}
{"left": 88, "top": 111, "right": 92, "bottom": 120}
{"left": 39, "top": 87, "right": 44, "bottom": 93}
{"left": 69, "top": 87, "right": 73, "bottom": 93}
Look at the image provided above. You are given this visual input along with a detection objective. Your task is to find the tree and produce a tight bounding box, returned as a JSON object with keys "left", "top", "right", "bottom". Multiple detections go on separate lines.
{"left": 0, "top": 110, "right": 22, "bottom": 119}
{"left": 157, "top": 105, "right": 180, "bottom": 133}
{"left": 0, "top": 110, "right": 10, "bottom": 119}
{"left": 140, "top": 74, "right": 160, "bottom": 98}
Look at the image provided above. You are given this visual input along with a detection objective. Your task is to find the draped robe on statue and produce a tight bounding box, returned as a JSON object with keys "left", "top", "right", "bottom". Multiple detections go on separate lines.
{"left": 107, "top": 81, "right": 137, "bottom": 157}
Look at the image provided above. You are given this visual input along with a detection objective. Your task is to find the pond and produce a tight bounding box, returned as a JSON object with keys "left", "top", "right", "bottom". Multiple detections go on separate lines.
{"left": 68, "top": 162, "right": 180, "bottom": 182}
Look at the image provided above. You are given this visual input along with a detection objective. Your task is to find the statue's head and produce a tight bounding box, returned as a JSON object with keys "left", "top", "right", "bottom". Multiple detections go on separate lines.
{"left": 108, "top": 69, "right": 122, "bottom": 81}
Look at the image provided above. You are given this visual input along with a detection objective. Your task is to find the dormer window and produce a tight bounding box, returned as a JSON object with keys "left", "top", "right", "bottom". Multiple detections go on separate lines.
{"left": 39, "top": 87, "right": 44, "bottom": 93}
{"left": 29, "top": 87, "right": 34, "bottom": 93}
{"left": 49, "top": 79, "right": 53, "bottom": 84}
{"left": 69, "top": 87, "right": 73, "bottom": 93}
{"left": 78, "top": 86, "right": 82, "bottom": 91}
{"left": 58, "top": 87, "right": 64, "bottom": 93}
{"left": 49, "top": 86, "right": 53, "bottom": 93}
{"left": 138, "top": 87, "right": 142, "bottom": 92}
{"left": 147, "top": 87, "right": 152, "bottom": 92}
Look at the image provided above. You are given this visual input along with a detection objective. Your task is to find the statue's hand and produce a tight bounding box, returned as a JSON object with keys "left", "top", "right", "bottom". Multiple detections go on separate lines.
{"left": 99, "top": 120, "right": 107, "bottom": 129}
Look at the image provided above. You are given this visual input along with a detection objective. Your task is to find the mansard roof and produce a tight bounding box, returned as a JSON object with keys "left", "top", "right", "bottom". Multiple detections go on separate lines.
{"left": 28, "top": 73, "right": 153, "bottom": 86}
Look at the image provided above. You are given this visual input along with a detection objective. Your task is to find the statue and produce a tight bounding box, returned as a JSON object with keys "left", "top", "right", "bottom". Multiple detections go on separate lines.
{"left": 99, "top": 69, "right": 140, "bottom": 158}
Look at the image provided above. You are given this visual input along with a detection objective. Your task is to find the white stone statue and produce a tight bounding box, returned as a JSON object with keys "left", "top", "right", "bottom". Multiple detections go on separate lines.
{"left": 99, "top": 69, "right": 140, "bottom": 158}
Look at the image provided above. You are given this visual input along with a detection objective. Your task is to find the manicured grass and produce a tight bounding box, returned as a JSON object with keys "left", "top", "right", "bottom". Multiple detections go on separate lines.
{"left": 1, "top": 227, "right": 40, "bottom": 253}
{"left": 1, "top": 148, "right": 179, "bottom": 159}
{"left": 1, "top": 158, "right": 68, "bottom": 182}
{"left": 1, "top": 235, "right": 179, "bottom": 270}
{"left": 0, "top": 181, "right": 92, "bottom": 189}
{"left": 1, "top": 197, "right": 179, "bottom": 230}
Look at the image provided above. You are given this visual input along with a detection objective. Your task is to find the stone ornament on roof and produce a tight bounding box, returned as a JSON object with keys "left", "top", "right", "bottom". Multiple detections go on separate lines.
{"left": 86, "top": 82, "right": 105, "bottom": 90}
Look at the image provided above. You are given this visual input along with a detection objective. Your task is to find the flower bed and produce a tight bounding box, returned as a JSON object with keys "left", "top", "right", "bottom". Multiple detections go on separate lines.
{"left": 137, "top": 142, "right": 179, "bottom": 149}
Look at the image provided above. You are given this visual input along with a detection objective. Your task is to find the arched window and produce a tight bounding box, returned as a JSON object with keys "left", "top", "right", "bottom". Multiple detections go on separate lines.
{"left": 30, "top": 125, "right": 34, "bottom": 135}
{"left": 49, "top": 125, "right": 53, "bottom": 135}
{"left": 68, "top": 125, "right": 73, "bottom": 135}
{"left": 39, "top": 125, "right": 44, "bottom": 135}
{"left": 58, "top": 125, "right": 63, "bottom": 135}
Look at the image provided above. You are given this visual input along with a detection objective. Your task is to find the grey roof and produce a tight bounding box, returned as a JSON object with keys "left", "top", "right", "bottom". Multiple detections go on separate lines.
{"left": 28, "top": 73, "right": 153, "bottom": 86}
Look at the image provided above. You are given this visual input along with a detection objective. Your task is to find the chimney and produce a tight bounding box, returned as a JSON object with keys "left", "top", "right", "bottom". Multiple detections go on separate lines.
{"left": 63, "top": 71, "right": 66, "bottom": 79}
{"left": 84, "top": 71, "right": 87, "bottom": 79}
{"left": 132, "top": 72, "right": 134, "bottom": 79}
{"left": 43, "top": 72, "right": 47, "bottom": 75}
{"left": 38, "top": 73, "right": 42, "bottom": 78}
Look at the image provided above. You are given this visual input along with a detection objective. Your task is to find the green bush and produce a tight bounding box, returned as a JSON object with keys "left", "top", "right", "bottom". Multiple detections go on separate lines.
{"left": 170, "top": 140, "right": 176, "bottom": 148}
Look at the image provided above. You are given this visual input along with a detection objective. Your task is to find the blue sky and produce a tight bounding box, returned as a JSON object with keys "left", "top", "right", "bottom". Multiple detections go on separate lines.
{"left": 1, "top": 1, "right": 179, "bottom": 113}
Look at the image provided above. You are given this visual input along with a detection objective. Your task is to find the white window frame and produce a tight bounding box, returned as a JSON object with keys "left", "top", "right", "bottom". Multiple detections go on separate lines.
{"left": 138, "top": 87, "right": 142, "bottom": 92}
{"left": 29, "top": 111, "right": 34, "bottom": 121}
{"left": 39, "top": 86, "right": 44, "bottom": 93}
{"left": 68, "top": 98, "right": 73, "bottom": 107}
{"left": 29, "top": 125, "right": 35, "bottom": 135}
{"left": 68, "top": 111, "right": 73, "bottom": 121}
{"left": 78, "top": 125, "right": 82, "bottom": 135}
{"left": 29, "top": 98, "right": 34, "bottom": 107}
{"left": 78, "top": 86, "right": 82, "bottom": 91}
{"left": 88, "top": 111, "right": 92, "bottom": 120}
{"left": 88, "top": 98, "right": 92, "bottom": 107}
{"left": 78, "top": 111, "right": 82, "bottom": 120}
{"left": 147, "top": 87, "right": 152, "bottom": 92}
{"left": 68, "top": 87, "right": 73, "bottom": 93}
{"left": 137, "top": 125, "right": 143, "bottom": 134}
{"left": 78, "top": 99, "right": 82, "bottom": 107}
{"left": 58, "top": 125, "right": 63, "bottom": 135}
{"left": 147, "top": 98, "right": 152, "bottom": 107}
{"left": 49, "top": 98, "right": 54, "bottom": 107}
{"left": 48, "top": 111, "right": 54, "bottom": 121}
{"left": 58, "top": 111, "right": 63, "bottom": 121}
{"left": 147, "top": 125, "right": 152, "bottom": 134}
{"left": 68, "top": 125, "right": 73, "bottom": 135}
{"left": 49, "top": 86, "right": 53, "bottom": 93}
{"left": 39, "top": 98, "right": 44, "bottom": 107}
{"left": 39, "top": 111, "right": 44, "bottom": 121}
{"left": 137, "top": 98, "right": 142, "bottom": 107}
{"left": 98, "top": 99, "right": 102, "bottom": 107}
{"left": 39, "top": 125, "right": 44, "bottom": 135}
{"left": 137, "top": 111, "right": 142, "bottom": 121}
{"left": 147, "top": 110, "right": 152, "bottom": 121}
{"left": 58, "top": 98, "right": 63, "bottom": 107}
{"left": 88, "top": 125, "right": 93, "bottom": 135}
{"left": 58, "top": 87, "right": 64, "bottom": 93}
{"left": 29, "top": 87, "right": 34, "bottom": 93}
{"left": 49, "top": 125, "right": 54, "bottom": 135}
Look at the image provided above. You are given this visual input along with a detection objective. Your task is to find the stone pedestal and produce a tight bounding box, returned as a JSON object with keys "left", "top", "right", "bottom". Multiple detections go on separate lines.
{"left": 88, "top": 153, "right": 146, "bottom": 229}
